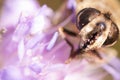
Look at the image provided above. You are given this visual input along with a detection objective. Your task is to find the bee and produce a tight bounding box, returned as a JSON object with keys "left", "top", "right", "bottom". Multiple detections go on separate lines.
{"left": 59, "top": 7, "right": 119, "bottom": 62}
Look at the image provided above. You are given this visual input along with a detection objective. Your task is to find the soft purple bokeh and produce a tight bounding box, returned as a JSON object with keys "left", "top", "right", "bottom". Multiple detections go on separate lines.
{"left": 0, "top": 0, "right": 120, "bottom": 80}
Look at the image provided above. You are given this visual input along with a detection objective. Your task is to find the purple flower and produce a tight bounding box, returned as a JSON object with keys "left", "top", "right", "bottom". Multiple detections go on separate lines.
{"left": 0, "top": 0, "right": 120, "bottom": 80}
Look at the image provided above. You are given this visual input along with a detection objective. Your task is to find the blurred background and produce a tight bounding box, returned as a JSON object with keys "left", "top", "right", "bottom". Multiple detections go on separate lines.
{"left": 0, "top": 0, "right": 120, "bottom": 57}
{"left": 0, "top": 1, "right": 120, "bottom": 80}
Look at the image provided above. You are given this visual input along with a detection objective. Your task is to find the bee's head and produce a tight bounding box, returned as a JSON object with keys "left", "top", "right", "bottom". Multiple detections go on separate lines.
{"left": 76, "top": 8, "right": 119, "bottom": 50}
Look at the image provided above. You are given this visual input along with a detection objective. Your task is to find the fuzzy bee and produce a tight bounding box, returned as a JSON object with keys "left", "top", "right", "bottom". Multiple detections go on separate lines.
{"left": 59, "top": 0, "right": 119, "bottom": 62}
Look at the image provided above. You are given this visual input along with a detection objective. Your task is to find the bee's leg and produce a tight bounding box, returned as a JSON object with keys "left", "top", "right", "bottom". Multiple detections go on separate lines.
{"left": 64, "top": 38, "right": 74, "bottom": 53}
{"left": 59, "top": 27, "right": 77, "bottom": 63}
{"left": 59, "top": 27, "right": 76, "bottom": 52}
{"left": 91, "top": 50, "right": 102, "bottom": 59}
{"left": 59, "top": 27, "right": 78, "bottom": 37}
{"left": 64, "top": 38, "right": 75, "bottom": 63}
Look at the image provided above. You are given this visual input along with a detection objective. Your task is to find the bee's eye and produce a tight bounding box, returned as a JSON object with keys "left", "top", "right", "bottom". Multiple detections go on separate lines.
{"left": 103, "top": 22, "right": 119, "bottom": 46}
{"left": 76, "top": 8, "right": 101, "bottom": 30}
